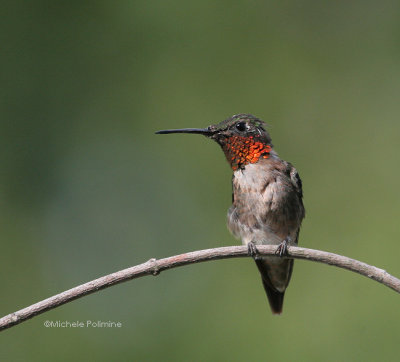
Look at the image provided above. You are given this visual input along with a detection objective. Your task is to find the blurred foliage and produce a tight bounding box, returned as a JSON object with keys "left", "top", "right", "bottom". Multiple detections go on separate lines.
{"left": 1, "top": 1, "right": 400, "bottom": 360}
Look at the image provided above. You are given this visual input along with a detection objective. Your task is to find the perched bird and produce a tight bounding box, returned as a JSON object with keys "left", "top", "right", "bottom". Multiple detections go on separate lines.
{"left": 156, "top": 114, "right": 305, "bottom": 314}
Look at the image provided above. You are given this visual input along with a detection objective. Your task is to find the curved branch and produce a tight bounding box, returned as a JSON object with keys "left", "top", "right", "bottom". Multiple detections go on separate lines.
{"left": 0, "top": 245, "right": 399, "bottom": 331}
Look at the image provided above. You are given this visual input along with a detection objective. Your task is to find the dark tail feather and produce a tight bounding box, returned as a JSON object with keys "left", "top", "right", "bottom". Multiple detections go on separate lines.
{"left": 261, "top": 278, "right": 285, "bottom": 315}
{"left": 253, "top": 258, "right": 292, "bottom": 315}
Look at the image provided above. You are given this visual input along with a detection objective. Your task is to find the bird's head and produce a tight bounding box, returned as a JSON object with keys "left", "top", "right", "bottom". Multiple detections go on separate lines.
{"left": 156, "top": 114, "right": 273, "bottom": 170}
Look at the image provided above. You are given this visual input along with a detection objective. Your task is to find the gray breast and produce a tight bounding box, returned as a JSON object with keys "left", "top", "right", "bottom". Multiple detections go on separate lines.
{"left": 227, "top": 159, "right": 304, "bottom": 246}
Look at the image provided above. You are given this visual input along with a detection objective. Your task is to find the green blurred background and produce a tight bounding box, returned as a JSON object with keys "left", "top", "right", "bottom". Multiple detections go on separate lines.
{"left": 1, "top": 1, "right": 400, "bottom": 360}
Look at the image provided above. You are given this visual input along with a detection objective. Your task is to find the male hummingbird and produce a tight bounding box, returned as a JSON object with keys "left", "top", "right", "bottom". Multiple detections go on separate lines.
{"left": 156, "top": 114, "right": 305, "bottom": 314}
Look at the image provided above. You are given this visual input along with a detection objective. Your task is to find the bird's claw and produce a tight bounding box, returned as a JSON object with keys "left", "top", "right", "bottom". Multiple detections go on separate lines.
{"left": 275, "top": 238, "right": 291, "bottom": 257}
{"left": 247, "top": 242, "right": 260, "bottom": 260}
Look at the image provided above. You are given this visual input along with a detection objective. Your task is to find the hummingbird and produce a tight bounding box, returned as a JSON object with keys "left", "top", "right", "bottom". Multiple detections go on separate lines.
{"left": 156, "top": 114, "right": 305, "bottom": 314}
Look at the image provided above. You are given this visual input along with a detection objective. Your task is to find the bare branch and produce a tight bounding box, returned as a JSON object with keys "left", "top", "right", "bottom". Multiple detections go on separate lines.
{"left": 0, "top": 245, "right": 399, "bottom": 331}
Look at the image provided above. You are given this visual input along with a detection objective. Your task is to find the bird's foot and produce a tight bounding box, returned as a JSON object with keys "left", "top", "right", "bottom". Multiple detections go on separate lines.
{"left": 247, "top": 242, "right": 260, "bottom": 260}
{"left": 275, "top": 237, "right": 292, "bottom": 257}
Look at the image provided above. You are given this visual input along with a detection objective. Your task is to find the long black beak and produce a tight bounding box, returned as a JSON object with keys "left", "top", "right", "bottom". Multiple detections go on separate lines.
{"left": 155, "top": 127, "right": 213, "bottom": 136}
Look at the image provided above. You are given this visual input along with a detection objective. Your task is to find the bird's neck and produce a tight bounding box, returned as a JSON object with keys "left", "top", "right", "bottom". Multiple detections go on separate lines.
{"left": 222, "top": 135, "right": 273, "bottom": 171}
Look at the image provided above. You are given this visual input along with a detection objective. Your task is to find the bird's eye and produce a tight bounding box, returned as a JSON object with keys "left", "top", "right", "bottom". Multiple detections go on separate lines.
{"left": 235, "top": 122, "right": 246, "bottom": 132}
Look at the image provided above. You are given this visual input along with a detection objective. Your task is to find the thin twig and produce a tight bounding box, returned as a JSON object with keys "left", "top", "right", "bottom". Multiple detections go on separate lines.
{"left": 0, "top": 245, "right": 399, "bottom": 331}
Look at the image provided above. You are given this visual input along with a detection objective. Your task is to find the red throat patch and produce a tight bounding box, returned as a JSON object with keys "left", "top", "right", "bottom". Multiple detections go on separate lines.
{"left": 224, "top": 136, "right": 271, "bottom": 170}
